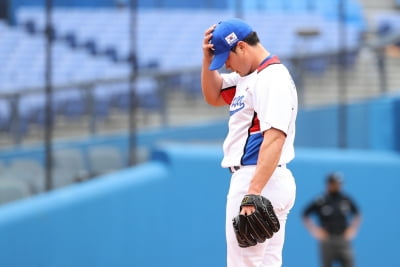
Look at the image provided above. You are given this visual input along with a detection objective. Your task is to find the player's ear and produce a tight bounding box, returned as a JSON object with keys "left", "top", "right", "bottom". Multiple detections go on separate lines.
{"left": 236, "top": 41, "right": 247, "bottom": 53}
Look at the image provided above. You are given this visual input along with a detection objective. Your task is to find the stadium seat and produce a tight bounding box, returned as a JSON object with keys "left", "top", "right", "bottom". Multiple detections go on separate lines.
{"left": 88, "top": 146, "right": 124, "bottom": 176}
{"left": 19, "top": 94, "right": 46, "bottom": 124}
{"left": 264, "top": 0, "right": 285, "bottom": 10}
{"left": 0, "top": 178, "right": 31, "bottom": 205}
{"left": 16, "top": 7, "right": 44, "bottom": 31}
{"left": 51, "top": 168, "right": 80, "bottom": 189}
{"left": 111, "top": 77, "right": 161, "bottom": 111}
{"left": 321, "top": 21, "right": 362, "bottom": 68}
{"left": 314, "top": 0, "right": 366, "bottom": 31}
{"left": 92, "top": 84, "right": 113, "bottom": 119}
{"left": 286, "top": 0, "right": 315, "bottom": 12}
{"left": 51, "top": 82, "right": 83, "bottom": 115}
{"left": 52, "top": 148, "right": 90, "bottom": 184}
{"left": 5, "top": 159, "right": 46, "bottom": 193}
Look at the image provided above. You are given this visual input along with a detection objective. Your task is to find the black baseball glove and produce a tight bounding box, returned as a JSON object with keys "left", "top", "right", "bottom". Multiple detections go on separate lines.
{"left": 232, "top": 194, "right": 280, "bottom": 248}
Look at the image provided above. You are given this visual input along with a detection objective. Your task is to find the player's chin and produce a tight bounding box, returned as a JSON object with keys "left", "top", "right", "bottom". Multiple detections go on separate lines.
{"left": 229, "top": 69, "right": 239, "bottom": 75}
{"left": 236, "top": 71, "right": 246, "bottom": 77}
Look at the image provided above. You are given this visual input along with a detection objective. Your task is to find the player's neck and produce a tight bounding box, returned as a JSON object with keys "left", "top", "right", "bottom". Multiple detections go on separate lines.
{"left": 251, "top": 45, "right": 270, "bottom": 72}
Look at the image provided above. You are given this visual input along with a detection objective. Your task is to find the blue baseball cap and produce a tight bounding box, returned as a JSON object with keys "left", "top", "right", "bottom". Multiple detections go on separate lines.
{"left": 209, "top": 18, "right": 253, "bottom": 70}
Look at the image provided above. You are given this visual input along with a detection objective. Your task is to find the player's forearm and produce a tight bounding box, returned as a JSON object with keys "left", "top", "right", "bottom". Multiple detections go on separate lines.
{"left": 201, "top": 60, "right": 224, "bottom": 106}
{"left": 247, "top": 128, "right": 285, "bottom": 195}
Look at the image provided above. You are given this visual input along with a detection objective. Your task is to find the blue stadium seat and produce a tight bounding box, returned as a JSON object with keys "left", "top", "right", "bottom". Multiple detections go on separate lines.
{"left": 249, "top": 0, "right": 283, "bottom": 11}
{"left": 321, "top": 21, "right": 362, "bottom": 68}
{"left": 92, "top": 84, "right": 113, "bottom": 119}
{"left": 110, "top": 77, "right": 161, "bottom": 111}
{"left": 286, "top": 0, "right": 315, "bottom": 12}
{"left": 56, "top": 88, "right": 86, "bottom": 118}
{"left": 315, "top": 0, "right": 366, "bottom": 31}
{"left": 19, "top": 94, "right": 46, "bottom": 125}
{"left": 16, "top": 7, "right": 45, "bottom": 31}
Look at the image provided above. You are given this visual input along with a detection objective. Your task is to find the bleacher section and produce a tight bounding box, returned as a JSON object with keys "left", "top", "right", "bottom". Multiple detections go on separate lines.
{"left": 0, "top": 20, "right": 163, "bottom": 135}
{"left": 15, "top": 7, "right": 365, "bottom": 69}
{"left": 0, "top": 2, "right": 367, "bottom": 136}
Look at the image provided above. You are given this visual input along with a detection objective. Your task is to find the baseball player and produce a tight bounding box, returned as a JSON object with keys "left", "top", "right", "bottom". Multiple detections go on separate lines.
{"left": 302, "top": 173, "right": 361, "bottom": 267}
{"left": 201, "top": 18, "right": 298, "bottom": 267}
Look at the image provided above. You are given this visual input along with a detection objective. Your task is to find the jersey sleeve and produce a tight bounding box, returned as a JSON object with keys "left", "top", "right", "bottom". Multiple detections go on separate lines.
{"left": 220, "top": 72, "right": 240, "bottom": 105}
{"left": 253, "top": 65, "right": 297, "bottom": 134}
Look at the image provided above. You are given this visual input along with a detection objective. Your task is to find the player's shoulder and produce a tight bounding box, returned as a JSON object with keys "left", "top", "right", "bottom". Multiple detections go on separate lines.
{"left": 256, "top": 64, "right": 296, "bottom": 93}
{"left": 257, "top": 63, "right": 291, "bottom": 81}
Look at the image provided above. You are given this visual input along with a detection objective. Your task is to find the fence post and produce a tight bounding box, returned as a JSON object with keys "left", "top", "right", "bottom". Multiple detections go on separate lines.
{"left": 44, "top": 0, "right": 54, "bottom": 191}
{"left": 337, "top": 0, "right": 348, "bottom": 149}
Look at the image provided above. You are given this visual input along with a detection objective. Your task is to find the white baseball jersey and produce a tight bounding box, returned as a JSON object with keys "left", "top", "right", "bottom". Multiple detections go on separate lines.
{"left": 219, "top": 56, "right": 298, "bottom": 168}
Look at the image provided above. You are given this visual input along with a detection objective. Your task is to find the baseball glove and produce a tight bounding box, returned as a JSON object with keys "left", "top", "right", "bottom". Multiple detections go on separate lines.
{"left": 232, "top": 194, "right": 280, "bottom": 248}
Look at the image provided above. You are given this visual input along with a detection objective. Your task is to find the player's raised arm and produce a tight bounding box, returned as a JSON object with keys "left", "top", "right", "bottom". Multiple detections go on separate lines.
{"left": 201, "top": 25, "right": 226, "bottom": 106}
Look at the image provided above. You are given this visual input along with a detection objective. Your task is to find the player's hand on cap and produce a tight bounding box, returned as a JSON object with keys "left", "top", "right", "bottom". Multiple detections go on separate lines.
{"left": 202, "top": 25, "right": 216, "bottom": 61}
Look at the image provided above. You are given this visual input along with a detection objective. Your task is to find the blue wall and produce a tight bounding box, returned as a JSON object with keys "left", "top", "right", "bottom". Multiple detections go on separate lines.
{"left": 0, "top": 161, "right": 171, "bottom": 267}
{"left": 0, "top": 119, "right": 228, "bottom": 165}
{"left": 288, "top": 148, "right": 400, "bottom": 267}
{"left": 0, "top": 144, "right": 399, "bottom": 267}
{"left": 0, "top": 144, "right": 230, "bottom": 267}
{"left": 295, "top": 95, "right": 400, "bottom": 151}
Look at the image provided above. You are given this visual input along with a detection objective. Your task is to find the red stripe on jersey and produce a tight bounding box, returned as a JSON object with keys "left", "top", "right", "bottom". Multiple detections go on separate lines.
{"left": 249, "top": 113, "right": 260, "bottom": 133}
{"left": 221, "top": 86, "right": 236, "bottom": 105}
{"left": 257, "top": 56, "right": 281, "bottom": 73}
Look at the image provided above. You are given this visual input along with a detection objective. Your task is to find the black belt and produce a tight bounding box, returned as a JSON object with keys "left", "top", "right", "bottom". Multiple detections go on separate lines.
{"left": 228, "top": 166, "right": 241, "bottom": 173}
{"left": 229, "top": 165, "right": 283, "bottom": 174}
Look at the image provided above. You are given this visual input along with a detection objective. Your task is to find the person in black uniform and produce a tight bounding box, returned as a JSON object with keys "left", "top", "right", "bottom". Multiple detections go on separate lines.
{"left": 302, "top": 172, "right": 361, "bottom": 267}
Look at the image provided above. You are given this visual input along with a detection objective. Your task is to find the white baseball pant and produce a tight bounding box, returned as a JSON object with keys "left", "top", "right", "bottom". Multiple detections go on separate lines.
{"left": 226, "top": 165, "right": 296, "bottom": 267}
